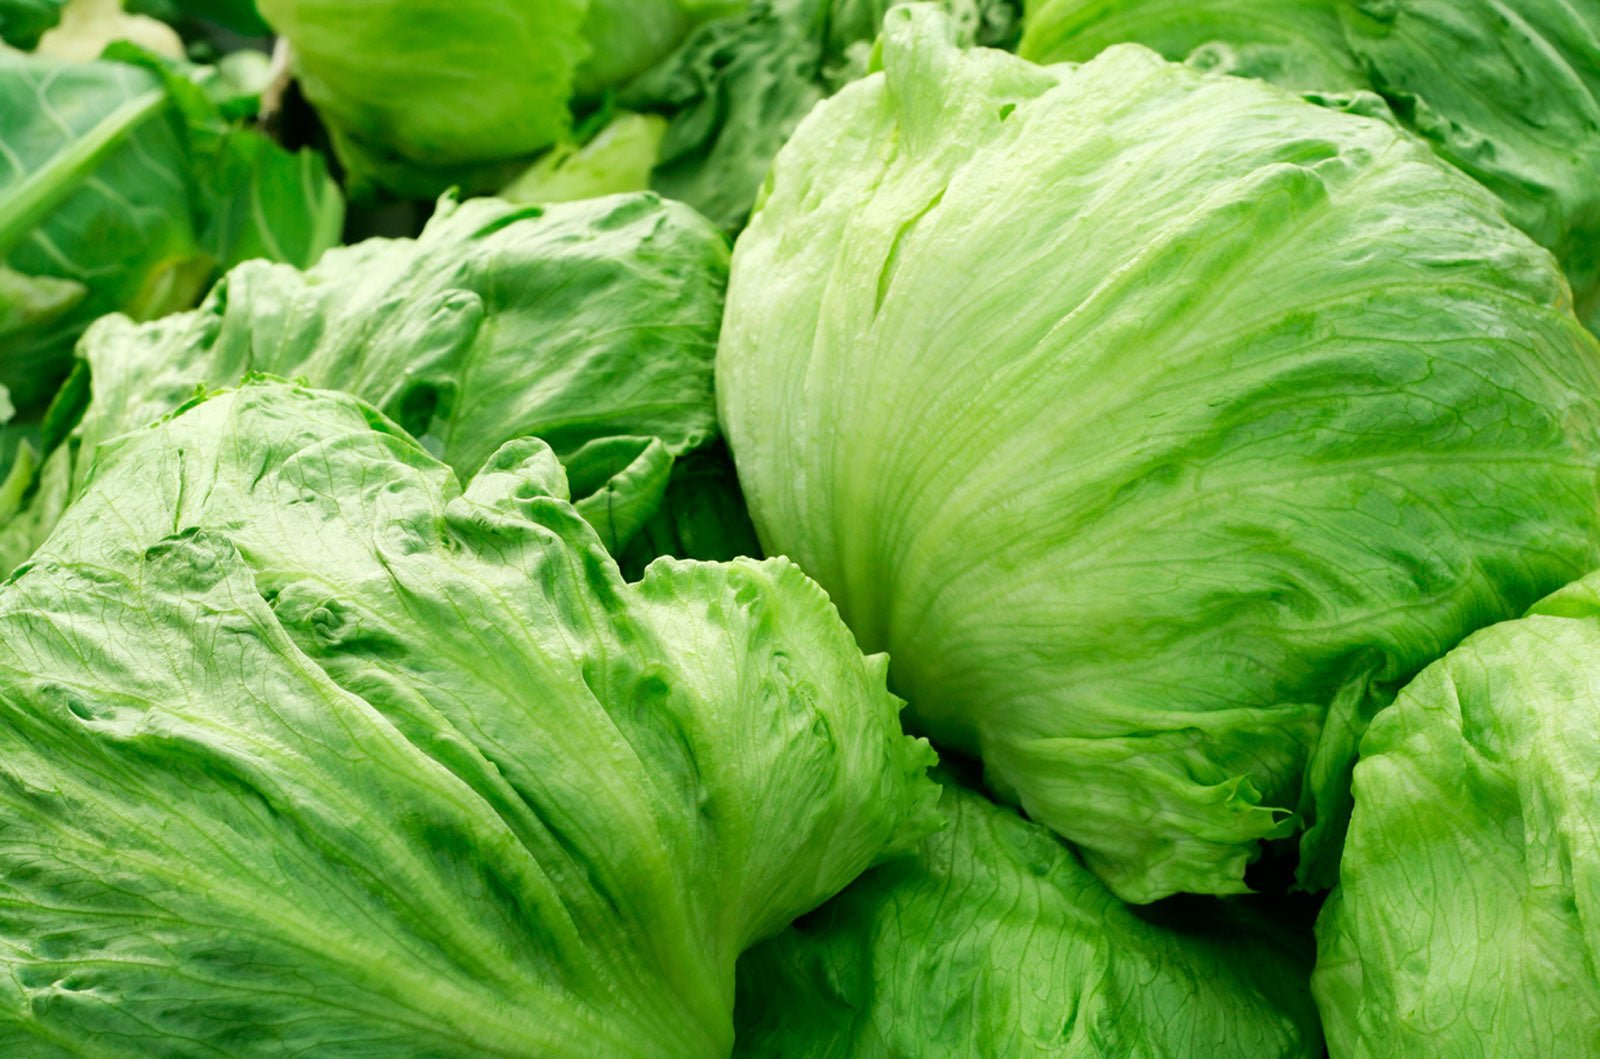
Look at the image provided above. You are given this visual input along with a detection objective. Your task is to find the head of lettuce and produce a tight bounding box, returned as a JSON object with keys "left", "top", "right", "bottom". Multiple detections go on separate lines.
{"left": 0, "top": 378, "right": 937, "bottom": 1055}
{"left": 717, "top": 4, "right": 1600, "bottom": 902}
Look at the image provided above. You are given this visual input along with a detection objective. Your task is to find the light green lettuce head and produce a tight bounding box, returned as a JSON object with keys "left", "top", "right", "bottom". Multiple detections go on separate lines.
{"left": 0, "top": 192, "right": 754, "bottom": 578}
{"left": 256, "top": 0, "right": 741, "bottom": 195}
{"left": 1314, "top": 570, "right": 1600, "bottom": 1056}
{"left": 1019, "top": 0, "right": 1600, "bottom": 332}
{"left": 736, "top": 774, "right": 1323, "bottom": 1058}
{"left": 0, "top": 378, "right": 939, "bottom": 1056}
{"left": 717, "top": 4, "right": 1600, "bottom": 902}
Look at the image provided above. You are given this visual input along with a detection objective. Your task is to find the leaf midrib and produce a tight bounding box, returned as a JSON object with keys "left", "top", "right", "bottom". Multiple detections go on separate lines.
{"left": 0, "top": 84, "right": 167, "bottom": 257}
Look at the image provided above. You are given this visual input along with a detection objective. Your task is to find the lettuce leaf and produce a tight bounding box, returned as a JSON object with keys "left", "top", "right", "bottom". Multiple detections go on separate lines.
{"left": 1314, "top": 570, "right": 1600, "bottom": 1055}
{"left": 737, "top": 775, "right": 1322, "bottom": 1058}
{"left": 0, "top": 378, "right": 939, "bottom": 1056}
{"left": 0, "top": 46, "right": 341, "bottom": 412}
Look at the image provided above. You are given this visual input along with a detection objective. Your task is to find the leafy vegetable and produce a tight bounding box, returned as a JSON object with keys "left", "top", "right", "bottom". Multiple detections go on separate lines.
{"left": 0, "top": 377, "right": 939, "bottom": 1056}
{"left": 1313, "top": 571, "right": 1600, "bottom": 1056}
{"left": 501, "top": 112, "right": 669, "bottom": 207}
{"left": 1019, "top": 0, "right": 1600, "bottom": 332}
{"left": 718, "top": 4, "right": 1600, "bottom": 902}
{"left": 0, "top": 191, "right": 744, "bottom": 574}
{"left": 621, "top": 0, "right": 1019, "bottom": 230}
{"left": 736, "top": 774, "right": 1323, "bottom": 1058}
{"left": 0, "top": 46, "right": 341, "bottom": 412}
{"left": 254, "top": 0, "right": 736, "bottom": 197}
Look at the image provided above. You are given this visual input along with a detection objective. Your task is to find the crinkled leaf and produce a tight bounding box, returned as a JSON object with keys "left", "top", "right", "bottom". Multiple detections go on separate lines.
{"left": 1020, "top": 0, "right": 1600, "bottom": 331}
{"left": 0, "top": 378, "right": 939, "bottom": 1057}
{"left": 623, "top": 0, "right": 1017, "bottom": 231}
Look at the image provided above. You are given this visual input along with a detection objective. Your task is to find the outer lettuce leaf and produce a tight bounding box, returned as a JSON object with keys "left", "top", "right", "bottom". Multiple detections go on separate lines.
{"left": 256, "top": 0, "right": 588, "bottom": 196}
{"left": 0, "top": 47, "right": 342, "bottom": 412}
{"left": 0, "top": 378, "right": 939, "bottom": 1057}
{"left": 1018, "top": 0, "right": 1363, "bottom": 87}
{"left": 1314, "top": 571, "right": 1600, "bottom": 1056}
{"left": 718, "top": 5, "right": 1600, "bottom": 901}
{"left": 736, "top": 775, "right": 1322, "bottom": 1058}
{"left": 575, "top": 0, "right": 697, "bottom": 94}
{"left": 1019, "top": 0, "right": 1600, "bottom": 332}
{"left": 0, "top": 192, "right": 742, "bottom": 574}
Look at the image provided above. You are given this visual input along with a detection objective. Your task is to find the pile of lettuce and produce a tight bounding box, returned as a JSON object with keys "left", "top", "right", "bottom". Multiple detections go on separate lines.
{"left": 2, "top": 0, "right": 1598, "bottom": 1055}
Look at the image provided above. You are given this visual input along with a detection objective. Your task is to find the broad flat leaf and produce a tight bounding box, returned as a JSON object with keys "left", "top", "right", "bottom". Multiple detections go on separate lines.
{"left": 718, "top": 6, "right": 1600, "bottom": 901}
{"left": 0, "top": 378, "right": 939, "bottom": 1057}
{"left": 0, "top": 48, "right": 341, "bottom": 412}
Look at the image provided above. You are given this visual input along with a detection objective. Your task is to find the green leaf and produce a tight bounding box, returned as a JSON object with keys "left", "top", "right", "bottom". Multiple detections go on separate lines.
{"left": 2, "top": 193, "right": 733, "bottom": 574}
{"left": 0, "top": 49, "right": 342, "bottom": 413}
{"left": 736, "top": 774, "right": 1322, "bottom": 1058}
{"left": 1315, "top": 569, "right": 1600, "bottom": 1054}
{"left": 255, "top": 0, "right": 592, "bottom": 195}
{"left": 0, "top": 378, "right": 938, "bottom": 1056}
{"left": 718, "top": 5, "right": 1600, "bottom": 901}
{"left": 616, "top": 442, "right": 763, "bottom": 580}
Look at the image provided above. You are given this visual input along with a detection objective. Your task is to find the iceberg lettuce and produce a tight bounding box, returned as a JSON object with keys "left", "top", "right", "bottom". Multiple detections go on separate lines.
{"left": 1, "top": 192, "right": 750, "bottom": 576}
{"left": 0, "top": 378, "right": 938, "bottom": 1056}
{"left": 718, "top": 5, "right": 1600, "bottom": 902}
{"left": 1020, "top": 0, "right": 1600, "bottom": 332}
